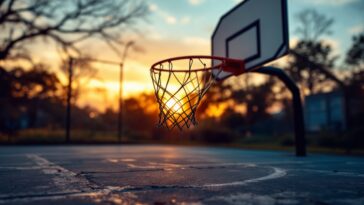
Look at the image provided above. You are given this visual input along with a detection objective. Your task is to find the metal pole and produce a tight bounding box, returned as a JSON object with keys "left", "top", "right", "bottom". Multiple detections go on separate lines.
{"left": 291, "top": 50, "right": 348, "bottom": 129}
{"left": 118, "top": 41, "right": 134, "bottom": 143}
{"left": 253, "top": 66, "right": 306, "bottom": 156}
{"left": 118, "top": 63, "right": 123, "bottom": 143}
{"left": 65, "top": 58, "right": 74, "bottom": 143}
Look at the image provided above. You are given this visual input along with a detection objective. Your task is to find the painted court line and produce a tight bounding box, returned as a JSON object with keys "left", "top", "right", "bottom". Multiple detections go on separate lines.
{"left": 26, "top": 154, "right": 96, "bottom": 192}
{"left": 0, "top": 154, "right": 131, "bottom": 204}
{"left": 0, "top": 154, "right": 288, "bottom": 204}
{"left": 203, "top": 167, "right": 287, "bottom": 188}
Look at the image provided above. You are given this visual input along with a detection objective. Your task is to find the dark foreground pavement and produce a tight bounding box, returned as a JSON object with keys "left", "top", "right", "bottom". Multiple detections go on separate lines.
{"left": 0, "top": 145, "right": 363, "bottom": 205}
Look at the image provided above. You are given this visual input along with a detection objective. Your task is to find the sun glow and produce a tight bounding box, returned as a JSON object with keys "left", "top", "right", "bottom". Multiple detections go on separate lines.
{"left": 165, "top": 98, "right": 183, "bottom": 113}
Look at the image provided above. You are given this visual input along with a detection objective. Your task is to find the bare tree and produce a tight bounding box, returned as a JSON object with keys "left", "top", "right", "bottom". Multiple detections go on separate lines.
{"left": 0, "top": 0, "right": 148, "bottom": 60}
{"left": 287, "top": 9, "right": 338, "bottom": 94}
{"left": 295, "top": 9, "right": 334, "bottom": 41}
{"left": 346, "top": 33, "right": 364, "bottom": 72}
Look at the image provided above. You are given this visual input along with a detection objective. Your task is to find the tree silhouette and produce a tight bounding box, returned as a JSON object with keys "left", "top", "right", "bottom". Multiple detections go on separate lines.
{"left": 295, "top": 9, "right": 334, "bottom": 41}
{"left": 288, "top": 41, "right": 338, "bottom": 94}
{"left": 345, "top": 33, "right": 364, "bottom": 127}
{"left": 288, "top": 9, "right": 338, "bottom": 94}
{"left": 231, "top": 75, "right": 277, "bottom": 127}
{"left": 346, "top": 33, "right": 364, "bottom": 72}
{"left": 0, "top": 65, "right": 64, "bottom": 135}
{"left": 196, "top": 81, "right": 232, "bottom": 119}
{"left": 123, "top": 93, "right": 158, "bottom": 137}
{"left": 0, "top": 0, "right": 147, "bottom": 60}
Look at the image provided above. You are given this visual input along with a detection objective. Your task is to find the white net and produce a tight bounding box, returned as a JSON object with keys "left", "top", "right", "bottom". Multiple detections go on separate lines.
{"left": 150, "top": 57, "right": 223, "bottom": 130}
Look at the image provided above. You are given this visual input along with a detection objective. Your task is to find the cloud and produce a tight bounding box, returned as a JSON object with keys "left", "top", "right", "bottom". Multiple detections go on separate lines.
{"left": 188, "top": 0, "right": 205, "bottom": 6}
{"left": 181, "top": 16, "right": 191, "bottom": 24}
{"left": 148, "top": 3, "right": 177, "bottom": 25}
{"left": 148, "top": 3, "right": 158, "bottom": 12}
{"left": 148, "top": 3, "right": 192, "bottom": 26}
{"left": 165, "top": 16, "right": 177, "bottom": 24}
{"left": 301, "top": 0, "right": 358, "bottom": 6}
{"left": 348, "top": 24, "right": 364, "bottom": 34}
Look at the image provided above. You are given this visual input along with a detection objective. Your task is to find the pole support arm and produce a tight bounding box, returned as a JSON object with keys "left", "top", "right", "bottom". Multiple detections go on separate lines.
{"left": 253, "top": 66, "right": 306, "bottom": 157}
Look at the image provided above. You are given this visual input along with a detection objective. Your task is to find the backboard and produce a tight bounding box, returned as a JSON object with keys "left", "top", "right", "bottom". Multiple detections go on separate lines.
{"left": 211, "top": 0, "right": 289, "bottom": 80}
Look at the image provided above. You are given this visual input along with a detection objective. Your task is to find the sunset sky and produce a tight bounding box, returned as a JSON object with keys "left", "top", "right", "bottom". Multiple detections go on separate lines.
{"left": 21, "top": 0, "right": 364, "bottom": 111}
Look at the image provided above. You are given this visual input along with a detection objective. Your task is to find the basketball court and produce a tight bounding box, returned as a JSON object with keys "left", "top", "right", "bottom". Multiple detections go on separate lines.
{"left": 151, "top": 0, "right": 305, "bottom": 156}
{"left": 1, "top": 0, "right": 363, "bottom": 204}
{"left": 0, "top": 145, "right": 363, "bottom": 204}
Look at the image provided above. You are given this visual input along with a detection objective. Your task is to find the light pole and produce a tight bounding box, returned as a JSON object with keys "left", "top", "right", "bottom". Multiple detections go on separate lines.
{"left": 65, "top": 57, "right": 74, "bottom": 143}
{"left": 63, "top": 41, "right": 135, "bottom": 143}
{"left": 118, "top": 41, "right": 134, "bottom": 143}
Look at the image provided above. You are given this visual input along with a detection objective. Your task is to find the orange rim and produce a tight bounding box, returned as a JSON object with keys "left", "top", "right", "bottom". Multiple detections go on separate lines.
{"left": 150, "top": 55, "right": 245, "bottom": 74}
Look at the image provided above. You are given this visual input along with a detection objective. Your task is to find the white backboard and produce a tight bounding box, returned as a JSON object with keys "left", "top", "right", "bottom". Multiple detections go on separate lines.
{"left": 211, "top": 0, "right": 289, "bottom": 80}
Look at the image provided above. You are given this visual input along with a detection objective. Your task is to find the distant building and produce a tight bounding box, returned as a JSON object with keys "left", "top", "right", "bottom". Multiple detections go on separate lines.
{"left": 304, "top": 91, "right": 346, "bottom": 132}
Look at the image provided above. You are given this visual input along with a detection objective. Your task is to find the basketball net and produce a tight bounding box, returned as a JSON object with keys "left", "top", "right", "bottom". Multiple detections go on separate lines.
{"left": 150, "top": 56, "right": 244, "bottom": 130}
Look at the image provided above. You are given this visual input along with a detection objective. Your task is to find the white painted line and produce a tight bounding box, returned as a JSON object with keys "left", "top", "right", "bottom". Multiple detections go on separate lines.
{"left": 0, "top": 166, "right": 42, "bottom": 170}
{"left": 26, "top": 154, "right": 96, "bottom": 192}
{"left": 0, "top": 154, "right": 136, "bottom": 204}
{"left": 290, "top": 168, "right": 364, "bottom": 178}
{"left": 202, "top": 167, "right": 286, "bottom": 187}
{"left": 1, "top": 155, "right": 289, "bottom": 203}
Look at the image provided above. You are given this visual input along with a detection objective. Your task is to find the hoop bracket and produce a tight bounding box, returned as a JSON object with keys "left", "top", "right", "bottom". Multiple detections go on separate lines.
{"left": 221, "top": 59, "right": 245, "bottom": 76}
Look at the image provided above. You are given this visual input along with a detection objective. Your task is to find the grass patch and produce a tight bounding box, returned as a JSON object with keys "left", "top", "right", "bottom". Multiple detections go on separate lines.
{"left": 1, "top": 129, "right": 363, "bottom": 156}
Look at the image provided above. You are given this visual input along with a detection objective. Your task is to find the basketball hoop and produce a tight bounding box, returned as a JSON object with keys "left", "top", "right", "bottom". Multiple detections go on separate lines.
{"left": 150, "top": 55, "right": 244, "bottom": 130}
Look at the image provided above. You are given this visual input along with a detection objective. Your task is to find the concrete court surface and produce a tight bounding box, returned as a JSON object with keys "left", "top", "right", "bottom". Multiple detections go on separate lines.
{"left": 0, "top": 145, "right": 363, "bottom": 205}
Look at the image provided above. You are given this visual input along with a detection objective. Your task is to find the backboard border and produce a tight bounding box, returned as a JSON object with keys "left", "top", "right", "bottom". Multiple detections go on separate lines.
{"left": 225, "top": 19, "right": 261, "bottom": 65}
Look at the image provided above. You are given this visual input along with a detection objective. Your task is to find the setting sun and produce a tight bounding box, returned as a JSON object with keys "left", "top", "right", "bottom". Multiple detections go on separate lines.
{"left": 165, "top": 98, "right": 183, "bottom": 113}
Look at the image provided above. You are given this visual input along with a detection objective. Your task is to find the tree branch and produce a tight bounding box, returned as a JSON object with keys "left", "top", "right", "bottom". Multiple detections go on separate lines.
{"left": 0, "top": 0, "right": 148, "bottom": 60}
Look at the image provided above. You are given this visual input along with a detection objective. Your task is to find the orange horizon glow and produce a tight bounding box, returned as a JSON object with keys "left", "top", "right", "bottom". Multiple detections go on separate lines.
{"left": 0, "top": 2, "right": 293, "bottom": 116}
